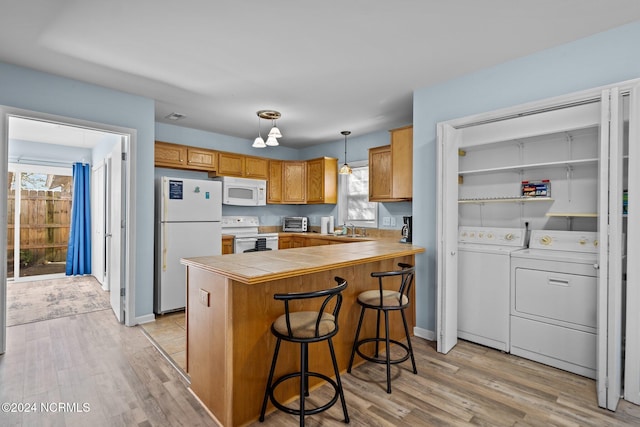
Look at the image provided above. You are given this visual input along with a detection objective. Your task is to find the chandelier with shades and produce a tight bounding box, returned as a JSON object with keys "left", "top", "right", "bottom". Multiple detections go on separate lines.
{"left": 252, "top": 110, "right": 282, "bottom": 148}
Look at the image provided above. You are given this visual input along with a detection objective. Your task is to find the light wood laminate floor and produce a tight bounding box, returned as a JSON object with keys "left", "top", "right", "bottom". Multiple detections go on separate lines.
{"left": 3, "top": 308, "right": 640, "bottom": 426}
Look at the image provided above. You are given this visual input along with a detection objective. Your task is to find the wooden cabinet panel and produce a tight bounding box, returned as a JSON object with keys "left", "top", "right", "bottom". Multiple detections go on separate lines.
{"left": 245, "top": 156, "right": 268, "bottom": 179}
{"left": 391, "top": 126, "right": 413, "bottom": 199}
{"left": 268, "top": 160, "right": 283, "bottom": 203}
{"left": 187, "top": 147, "right": 217, "bottom": 171}
{"left": 305, "top": 237, "right": 330, "bottom": 246}
{"left": 306, "top": 157, "right": 338, "bottom": 204}
{"left": 283, "top": 161, "right": 306, "bottom": 203}
{"left": 369, "top": 126, "right": 413, "bottom": 202}
{"left": 217, "top": 152, "right": 245, "bottom": 176}
{"left": 292, "top": 236, "right": 305, "bottom": 248}
{"left": 155, "top": 141, "right": 187, "bottom": 168}
{"left": 278, "top": 235, "right": 292, "bottom": 249}
{"left": 369, "top": 145, "right": 393, "bottom": 200}
{"left": 222, "top": 236, "right": 234, "bottom": 254}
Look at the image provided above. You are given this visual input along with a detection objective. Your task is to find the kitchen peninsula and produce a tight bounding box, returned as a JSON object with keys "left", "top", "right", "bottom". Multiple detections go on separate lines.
{"left": 181, "top": 239, "right": 425, "bottom": 426}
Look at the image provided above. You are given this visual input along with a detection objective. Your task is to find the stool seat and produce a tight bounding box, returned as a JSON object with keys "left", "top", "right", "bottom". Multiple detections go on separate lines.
{"left": 273, "top": 312, "right": 336, "bottom": 338}
{"left": 347, "top": 263, "right": 417, "bottom": 394}
{"left": 357, "top": 290, "right": 408, "bottom": 307}
{"left": 260, "top": 277, "right": 350, "bottom": 427}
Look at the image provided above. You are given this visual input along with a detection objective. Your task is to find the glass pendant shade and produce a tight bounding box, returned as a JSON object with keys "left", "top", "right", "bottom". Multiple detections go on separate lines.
{"left": 268, "top": 122, "right": 282, "bottom": 138}
{"left": 339, "top": 163, "right": 352, "bottom": 175}
{"left": 252, "top": 136, "right": 266, "bottom": 148}
{"left": 265, "top": 135, "right": 279, "bottom": 146}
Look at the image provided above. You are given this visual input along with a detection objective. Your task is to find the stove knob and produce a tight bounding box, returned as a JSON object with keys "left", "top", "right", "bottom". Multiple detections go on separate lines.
{"left": 478, "top": 232, "right": 484, "bottom": 238}
{"left": 470, "top": 232, "right": 475, "bottom": 238}
{"left": 540, "top": 236, "right": 552, "bottom": 245}
{"left": 487, "top": 233, "right": 494, "bottom": 239}
{"left": 594, "top": 240, "right": 599, "bottom": 247}
{"left": 505, "top": 233, "right": 513, "bottom": 241}
{"left": 579, "top": 239, "right": 586, "bottom": 245}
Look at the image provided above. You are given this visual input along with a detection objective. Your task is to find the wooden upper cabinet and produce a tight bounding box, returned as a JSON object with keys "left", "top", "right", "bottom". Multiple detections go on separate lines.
{"left": 155, "top": 141, "right": 217, "bottom": 171}
{"left": 245, "top": 156, "right": 269, "bottom": 179}
{"left": 155, "top": 141, "right": 187, "bottom": 168}
{"left": 268, "top": 160, "right": 283, "bottom": 203}
{"left": 186, "top": 147, "right": 217, "bottom": 171}
{"left": 369, "top": 145, "right": 393, "bottom": 199}
{"left": 306, "top": 157, "right": 338, "bottom": 204}
{"left": 369, "top": 125, "right": 413, "bottom": 202}
{"left": 282, "top": 161, "right": 306, "bottom": 204}
{"left": 217, "top": 152, "right": 245, "bottom": 177}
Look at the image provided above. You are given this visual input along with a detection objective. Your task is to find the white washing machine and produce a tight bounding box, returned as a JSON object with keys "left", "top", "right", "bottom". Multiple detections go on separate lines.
{"left": 510, "top": 230, "right": 599, "bottom": 379}
{"left": 458, "top": 226, "right": 527, "bottom": 352}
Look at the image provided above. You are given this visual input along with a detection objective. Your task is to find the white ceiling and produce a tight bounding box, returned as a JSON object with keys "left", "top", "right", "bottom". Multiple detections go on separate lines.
{"left": 2, "top": 1, "right": 640, "bottom": 148}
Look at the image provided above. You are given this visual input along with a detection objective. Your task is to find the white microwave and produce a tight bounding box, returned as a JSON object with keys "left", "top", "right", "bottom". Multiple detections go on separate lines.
{"left": 214, "top": 176, "right": 266, "bottom": 206}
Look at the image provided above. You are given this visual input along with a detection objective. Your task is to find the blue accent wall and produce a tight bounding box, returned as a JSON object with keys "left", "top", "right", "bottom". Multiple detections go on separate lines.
{"left": 0, "top": 61, "right": 155, "bottom": 320}
{"left": 412, "top": 20, "right": 640, "bottom": 333}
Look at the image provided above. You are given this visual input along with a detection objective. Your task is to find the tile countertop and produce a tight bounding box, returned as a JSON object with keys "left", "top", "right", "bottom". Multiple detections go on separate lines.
{"left": 181, "top": 240, "right": 425, "bottom": 285}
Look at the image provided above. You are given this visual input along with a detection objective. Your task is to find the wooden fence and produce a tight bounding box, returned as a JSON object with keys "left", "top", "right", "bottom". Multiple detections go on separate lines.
{"left": 7, "top": 189, "right": 72, "bottom": 269}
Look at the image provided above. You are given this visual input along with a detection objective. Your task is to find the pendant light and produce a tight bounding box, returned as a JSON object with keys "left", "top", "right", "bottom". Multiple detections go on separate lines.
{"left": 339, "top": 131, "right": 352, "bottom": 175}
{"left": 252, "top": 114, "right": 266, "bottom": 148}
{"left": 254, "top": 110, "right": 282, "bottom": 148}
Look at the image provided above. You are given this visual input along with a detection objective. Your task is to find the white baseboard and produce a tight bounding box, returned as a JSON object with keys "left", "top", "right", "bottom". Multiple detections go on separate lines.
{"left": 414, "top": 326, "right": 436, "bottom": 341}
{"left": 134, "top": 313, "right": 156, "bottom": 325}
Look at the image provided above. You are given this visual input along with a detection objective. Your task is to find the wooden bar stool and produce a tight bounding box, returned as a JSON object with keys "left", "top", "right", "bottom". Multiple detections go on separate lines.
{"left": 347, "top": 263, "right": 417, "bottom": 393}
{"left": 259, "top": 277, "right": 350, "bottom": 426}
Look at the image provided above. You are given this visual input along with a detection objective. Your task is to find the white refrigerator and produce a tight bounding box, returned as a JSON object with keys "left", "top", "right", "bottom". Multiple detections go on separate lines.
{"left": 155, "top": 176, "right": 222, "bottom": 314}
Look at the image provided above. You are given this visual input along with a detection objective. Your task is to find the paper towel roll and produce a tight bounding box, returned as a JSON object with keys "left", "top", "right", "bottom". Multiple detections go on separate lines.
{"left": 321, "top": 217, "right": 330, "bottom": 234}
{"left": 329, "top": 216, "right": 334, "bottom": 233}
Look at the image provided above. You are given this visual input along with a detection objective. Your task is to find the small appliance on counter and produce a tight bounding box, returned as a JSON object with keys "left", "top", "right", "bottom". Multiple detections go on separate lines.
{"left": 320, "top": 216, "right": 334, "bottom": 234}
{"left": 400, "top": 216, "right": 412, "bottom": 243}
{"left": 283, "top": 216, "right": 308, "bottom": 232}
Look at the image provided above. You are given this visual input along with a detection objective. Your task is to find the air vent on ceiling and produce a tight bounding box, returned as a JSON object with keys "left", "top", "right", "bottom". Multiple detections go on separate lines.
{"left": 165, "top": 112, "right": 186, "bottom": 120}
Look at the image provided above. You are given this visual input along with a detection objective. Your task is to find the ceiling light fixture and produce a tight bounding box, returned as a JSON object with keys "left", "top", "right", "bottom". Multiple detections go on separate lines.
{"left": 165, "top": 112, "right": 186, "bottom": 121}
{"left": 339, "top": 131, "right": 352, "bottom": 175}
{"left": 254, "top": 110, "right": 282, "bottom": 148}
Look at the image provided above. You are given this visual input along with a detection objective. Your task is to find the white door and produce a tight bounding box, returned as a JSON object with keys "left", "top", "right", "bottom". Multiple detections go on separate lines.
{"left": 108, "top": 139, "right": 124, "bottom": 322}
{"left": 92, "top": 162, "right": 106, "bottom": 288}
{"left": 436, "top": 123, "right": 460, "bottom": 353}
{"left": 624, "top": 84, "right": 640, "bottom": 405}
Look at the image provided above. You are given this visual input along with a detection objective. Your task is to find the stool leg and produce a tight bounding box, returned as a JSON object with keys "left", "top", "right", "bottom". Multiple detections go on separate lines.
{"left": 375, "top": 309, "right": 381, "bottom": 357}
{"left": 384, "top": 310, "right": 392, "bottom": 394}
{"left": 299, "top": 342, "right": 307, "bottom": 427}
{"left": 347, "top": 306, "right": 366, "bottom": 373}
{"left": 260, "top": 337, "right": 282, "bottom": 422}
{"left": 401, "top": 309, "right": 418, "bottom": 374}
{"left": 328, "top": 337, "right": 350, "bottom": 423}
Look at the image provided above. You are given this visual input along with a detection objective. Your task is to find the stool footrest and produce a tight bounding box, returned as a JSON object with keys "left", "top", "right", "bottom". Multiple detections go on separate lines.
{"left": 269, "top": 371, "right": 340, "bottom": 417}
{"left": 354, "top": 337, "right": 411, "bottom": 365}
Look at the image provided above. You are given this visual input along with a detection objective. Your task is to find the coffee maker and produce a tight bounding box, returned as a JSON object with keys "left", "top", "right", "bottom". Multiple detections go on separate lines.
{"left": 400, "top": 216, "right": 412, "bottom": 243}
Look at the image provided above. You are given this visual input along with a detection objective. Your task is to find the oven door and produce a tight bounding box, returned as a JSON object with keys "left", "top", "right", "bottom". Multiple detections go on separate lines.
{"left": 234, "top": 236, "right": 279, "bottom": 253}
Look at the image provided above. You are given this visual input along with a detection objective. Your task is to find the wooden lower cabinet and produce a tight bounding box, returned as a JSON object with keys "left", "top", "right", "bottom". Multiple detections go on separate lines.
{"left": 278, "top": 235, "right": 291, "bottom": 249}
{"left": 222, "top": 235, "right": 234, "bottom": 254}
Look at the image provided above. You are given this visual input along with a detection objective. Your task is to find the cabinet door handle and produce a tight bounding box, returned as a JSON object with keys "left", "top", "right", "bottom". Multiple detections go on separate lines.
{"left": 450, "top": 251, "right": 456, "bottom": 255}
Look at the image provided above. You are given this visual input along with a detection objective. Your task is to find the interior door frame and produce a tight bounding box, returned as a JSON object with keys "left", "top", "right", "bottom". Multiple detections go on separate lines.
{"left": 0, "top": 106, "right": 137, "bottom": 354}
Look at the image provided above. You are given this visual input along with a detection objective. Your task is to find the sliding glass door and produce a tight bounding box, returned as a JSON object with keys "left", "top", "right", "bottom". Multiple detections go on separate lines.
{"left": 7, "top": 164, "right": 72, "bottom": 279}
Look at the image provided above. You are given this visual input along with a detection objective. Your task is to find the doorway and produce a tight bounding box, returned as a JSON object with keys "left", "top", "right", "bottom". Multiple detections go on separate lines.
{"left": 1, "top": 108, "right": 136, "bottom": 354}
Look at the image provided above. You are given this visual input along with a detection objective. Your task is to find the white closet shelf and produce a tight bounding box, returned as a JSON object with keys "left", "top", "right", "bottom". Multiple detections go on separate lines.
{"left": 545, "top": 212, "right": 598, "bottom": 218}
{"left": 458, "top": 158, "right": 598, "bottom": 176}
{"left": 458, "top": 197, "right": 554, "bottom": 204}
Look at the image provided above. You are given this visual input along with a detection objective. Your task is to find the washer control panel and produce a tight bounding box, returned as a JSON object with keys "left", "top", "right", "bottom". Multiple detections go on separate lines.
{"left": 529, "top": 230, "right": 599, "bottom": 252}
{"left": 458, "top": 226, "right": 527, "bottom": 247}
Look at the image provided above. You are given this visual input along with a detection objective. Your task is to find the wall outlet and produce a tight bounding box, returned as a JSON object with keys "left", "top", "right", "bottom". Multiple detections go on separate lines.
{"left": 382, "top": 217, "right": 390, "bottom": 226}
{"left": 390, "top": 217, "right": 397, "bottom": 227}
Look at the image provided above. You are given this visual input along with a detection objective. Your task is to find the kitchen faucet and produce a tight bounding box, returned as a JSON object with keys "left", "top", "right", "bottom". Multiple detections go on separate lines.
{"left": 349, "top": 223, "right": 356, "bottom": 237}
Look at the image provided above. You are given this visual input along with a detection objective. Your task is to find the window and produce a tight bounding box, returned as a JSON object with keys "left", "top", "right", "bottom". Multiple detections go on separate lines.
{"left": 338, "top": 160, "right": 377, "bottom": 228}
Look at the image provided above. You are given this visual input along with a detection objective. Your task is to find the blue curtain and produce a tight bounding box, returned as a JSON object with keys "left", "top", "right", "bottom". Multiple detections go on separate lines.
{"left": 66, "top": 162, "right": 92, "bottom": 275}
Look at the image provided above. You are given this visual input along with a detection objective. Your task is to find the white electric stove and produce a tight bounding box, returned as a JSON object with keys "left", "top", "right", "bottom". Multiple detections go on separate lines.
{"left": 221, "top": 216, "right": 279, "bottom": 253}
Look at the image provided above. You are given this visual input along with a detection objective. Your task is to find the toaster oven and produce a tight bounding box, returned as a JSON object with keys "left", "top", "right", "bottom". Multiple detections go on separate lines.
{"left": 283, "top": 216, "right": 308, "bottom": 232}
